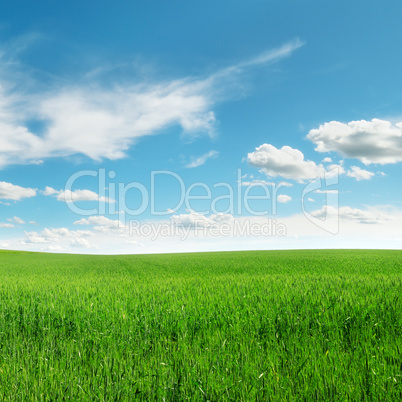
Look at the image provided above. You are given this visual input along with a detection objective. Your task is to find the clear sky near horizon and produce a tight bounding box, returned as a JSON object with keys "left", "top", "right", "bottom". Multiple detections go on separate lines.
{"left": 0, "top": 1, "right": 401, "bottom": 253}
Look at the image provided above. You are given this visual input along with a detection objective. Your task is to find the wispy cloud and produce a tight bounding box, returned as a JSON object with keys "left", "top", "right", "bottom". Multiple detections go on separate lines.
{"left": 0, "top": 223, "right": 14, "bottom": 228}
{"left": 7, "top": 216, "right": 25, "bottom": 224}
{"left": 0, "top": 39, "right": 303, "bottom": 168}
{"left": 210, "top": 38, "right": 304, "bottom": 80}
{"left": 347, "top": 166, "right": 375, "bottom": 181}
{"left": 186, "top": 150, "right": 219, "bottom": 168}
{"left": 311, "top": 206, "right": 389, "bottom": 225}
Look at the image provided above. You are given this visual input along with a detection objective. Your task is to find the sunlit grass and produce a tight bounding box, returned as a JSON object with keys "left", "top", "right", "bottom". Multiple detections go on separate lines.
{"left": 0, "top": 249, "right": 401, "bottom": 400}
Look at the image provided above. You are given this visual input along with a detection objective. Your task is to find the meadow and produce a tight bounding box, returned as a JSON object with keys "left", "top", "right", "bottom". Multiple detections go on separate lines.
{"left": 0, "top": 249, "right": 401, "bottom": 400}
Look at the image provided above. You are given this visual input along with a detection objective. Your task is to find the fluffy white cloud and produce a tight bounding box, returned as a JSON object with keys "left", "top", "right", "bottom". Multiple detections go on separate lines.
{"left": 277, "top": 194, "right": 292, "bottom": 203}
{"left": 247, "top": 144, "right": 325, "bottom": 181}
{"left": 42, "top": 187, "right": 58, "bottom": 196}
{"left": 186, "top": 150, "right": 219, "bottom": 168}
{"left": 23, "top": 227, "right": 92, "bottom": 248}
{"left": 41, "top": 227, "right": 92, "bottom": 238}
{"left": 74, "top": 215, "right": 123, "bottom": 233}
{"left": 0, "top": 40, "right": 303, "bottom": 168}
{"left": 170, "top": 212, "right": 210, "bottom": 228}
{"left": 74, "top": 216, "right": 121, "bottom": 227}
{"left": 44, "top": 187, "right": 114, "bottom": 203}
{"left": 307, "top": 119, "right": 402, "bottom": 165}
{"left": 327, "top": 162, "right": 345, "bottom": 176}
{"left": 347, "top": 166, "right": 375, "bottom": 181}
{"left": 23, "top": 233, "right": 46, "bottom": 244}
{"left": 0, "top": 181, "right": 36, "bottom": 200}
{"left": 0, "top": 80, "right": 216, "bottom": 167}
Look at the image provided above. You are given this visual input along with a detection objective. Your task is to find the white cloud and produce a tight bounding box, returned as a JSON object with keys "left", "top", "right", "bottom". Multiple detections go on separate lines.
{"left": 0, "top": 223, "right": 14, "bottom": 228}
{"left": 277, "top": 194, "right": 292, "bottom": 203}
{"left": 307, "top": 118, "right": 402, "bottom": 165}
{"left": 74, "top": 215, "right": 123, "bottom": 233}
{"left": 240, "top": 179, "right": 274, "bottom": 186}
{"left": 171, "top": 211, "right": 233, "bottom": 228}
{"left": 23, "top": 233, "right": 47, "bottom": 244}
{"left": 70, "top": 238, "right": 91, "bottom": 248}
{"left": 311, "top": 205, "right": 388, "bottom": 224}
{"left": 327, "top": 162, "right": 345, "bottom": 176}
{"left": 43, "top": 187, "right": 58, "bottom": 196}
{"left": 44, "top": 187, "right": 114, "bottom": 203}
{"left": 347, "top": 166, "right": 375, "bottom": 181}
{"left": 322, "top": 157, "right": 332, "bottom": 163}
{"left": 2, "top": 204, "right": 402, "bottom": 254}
{"left": 7, "top": 216, "right": 25, "bottom": 224}
{"left": 42, "top": 245, "right": 66, "bottom": 252}
{"left": 247, "top": 144, "right": 325, "bottom": 181}
{"left": 41, "top": 227, "right": 92, "bottom": 238}
{"left": 240, "top": 179, "right": 293, "bottom": 187}
{"left": 74, "top": 216, "right": 121, "bottom": 227}
{"left": 170, "top": 212, "right": 210, "bottom": 228}
{"left": 186, "top": 150, "right": 219, "bottom": 168}
{"left": 278, "top": 181, "right": 294, "bottom": 188}
{"left": 307, "top": 198, "right": 315, "bottom": 202}
{"left": 210, "top": 212, "right": 234, "bottom": 224}
{"left": 0, "top": 40, "right": 303, "bottom": 168}
{"left": 22, "top": 227, "right": 92, "bottom": 247}
{"left": 0, "top": 181, "right": 36, "bottom": 200}
{"left": 125, "top": 240, "right": 145, "bottom": 247}
{"left": 315, "top": 189, "right": 338, "bottom": 194}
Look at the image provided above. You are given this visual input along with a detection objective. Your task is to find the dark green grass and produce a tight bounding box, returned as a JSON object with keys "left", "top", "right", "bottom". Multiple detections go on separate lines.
{"left": 0, "top": 249, "right": 401, "bottom": 400}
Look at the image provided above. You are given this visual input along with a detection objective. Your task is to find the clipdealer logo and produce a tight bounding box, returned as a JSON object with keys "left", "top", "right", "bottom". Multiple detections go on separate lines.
{"left": 62, "top": 167, "right": 340, "bottom": 239}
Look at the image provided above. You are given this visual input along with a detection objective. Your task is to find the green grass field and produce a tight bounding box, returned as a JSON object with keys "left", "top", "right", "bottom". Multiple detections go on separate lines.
{"left": 0, "top": 249, "right": 401, "bottom": 400}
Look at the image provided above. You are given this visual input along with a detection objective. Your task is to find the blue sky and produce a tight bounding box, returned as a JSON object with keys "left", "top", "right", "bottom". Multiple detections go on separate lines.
{"left": 0, "top": 1, "right": 401, "bottom": 253}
